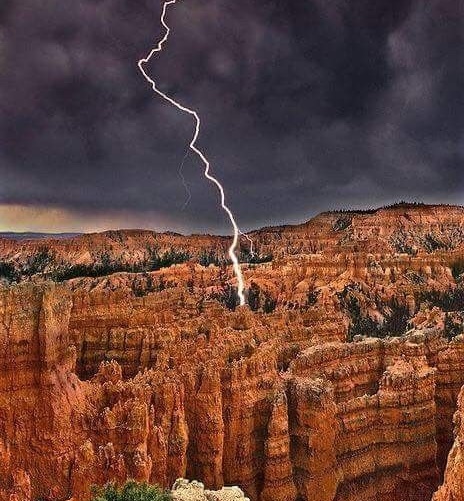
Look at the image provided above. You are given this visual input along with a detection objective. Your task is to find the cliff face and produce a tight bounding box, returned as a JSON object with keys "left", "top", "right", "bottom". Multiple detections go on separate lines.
{"left": 1, "top": 204, "right": 463, "bottom": 272}
{"left": 433, "top": 387, "right": 464, "bottom": 501}
{"left": 0, "top": 204, "right": 463, "bottom": 501}
{"left": 0, "top": 285, "right": 85, "bottom": 500}
{"left": 289, "top": 338, "right": 441, "bottom": 501}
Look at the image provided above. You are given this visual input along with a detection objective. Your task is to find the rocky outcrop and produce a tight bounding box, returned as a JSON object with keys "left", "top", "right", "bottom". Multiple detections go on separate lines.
{"left": 172, "top": 479, "right": 249, "bottom": 501}
{"left": 2, "top": 283, "right": 463, "bottom": 501}
{"left": 288, "top": 339, "right": 441, "bottom": 501}
{"left": 1, "top": 204, "right": 463, "bottom": 278}
{"left": 1, "top": 204, "right": 464, "bottom": 501}
{"left": 433, "top": 386, "right": 464, "bottom": 501}
{"left": 0, "top": 284, "right": 86, "bottom": 501}
{"left": 260, "top": 391, "right": 297, "bottom": 501}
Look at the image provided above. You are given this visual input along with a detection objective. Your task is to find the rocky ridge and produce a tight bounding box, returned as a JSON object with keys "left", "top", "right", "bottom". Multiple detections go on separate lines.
{"left": 433, "top": 386, "right": 464, "bottom": 501}
{"left": 0, "top": 204, "right": 463, "bottom": 501}
{"left": 171, "top": 479, "right": 249, "bottom": 501}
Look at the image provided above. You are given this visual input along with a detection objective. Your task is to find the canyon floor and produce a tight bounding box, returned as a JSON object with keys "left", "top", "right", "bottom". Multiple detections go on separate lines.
{"left": 1, "top": 203, "right": 464, "bottom": 501}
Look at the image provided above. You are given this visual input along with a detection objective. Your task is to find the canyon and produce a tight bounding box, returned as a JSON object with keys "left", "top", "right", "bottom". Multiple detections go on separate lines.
{"left": 0, "top": 203, "right": 464, "bottom": 501}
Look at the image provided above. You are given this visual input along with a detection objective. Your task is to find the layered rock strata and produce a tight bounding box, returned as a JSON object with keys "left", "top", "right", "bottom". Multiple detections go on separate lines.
{"left": 0, "top": 205, "right": 463, "bottom": 501}
{"left": 1, "top": 283, "right": 464, "bottom": 501}
{"left": 433, "top": 387, "right": 464, "bottom": 501}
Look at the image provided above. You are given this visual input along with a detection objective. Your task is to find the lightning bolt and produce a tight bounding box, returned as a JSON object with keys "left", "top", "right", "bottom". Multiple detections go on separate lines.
{"left": 178, "top": 149, "right": 192, "bottom": 210}
{"left": 138, "top": 0, "right": 247, "bottom": 305}
{"left": 241, "top": 231, "right": 255, "bottom": 257}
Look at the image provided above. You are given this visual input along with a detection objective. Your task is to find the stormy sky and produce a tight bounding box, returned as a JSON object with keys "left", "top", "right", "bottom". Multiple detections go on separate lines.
{"left": 0, "top": 0, "right": 463, "bottom": 233}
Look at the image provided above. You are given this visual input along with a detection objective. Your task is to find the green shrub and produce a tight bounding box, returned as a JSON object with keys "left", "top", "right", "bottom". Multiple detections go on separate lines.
{"left": 0, "top": 261, "right": 17, "bottom": 282}
{"left": 306, "top": 288, "right": 320, "bottom": 307}
{"left": 211, "top": 284, "right": 239, "bottom": 311}
{"left": 247, "top": 282, "right": 261, "bottom": 311}
{"left": 390, "top": 231, "right": 416, "bottom": 255}
{"left": 198, "top": 250, "right": 223, "bottom": 267}
{"left": 240, "top": 248, "right": 273, "bottom": 264}
{"left": 146, "top": 247, "right": 191, "bottom": 271}
{"left": 381, "top": 298, "right": 410, "bottom": 336}
{"left": 333, "top": 216, "right": 352, "bottom": 232}
{"left": 444, "top": 313, "right": 463, "bottom": 340}
{"left": 337, "top": 285, "right": 410, "bottom": 341}
{"left": 52, "top": 253, "right": 122, "bottom": 281}
{"left": 451, "top": 259, "right": 464, "bottom": 281}
{"left": 91, "top": 481, "right": 171, "bottom": 501}
{"left": 52, "top": 247, "right": 191, "bottom": 282}
{"left": 263, "top": 292, "right": 277, "bottom": 314}
{"left": 22, "top": 247, "right": 55, "bottom": 277}
{"left": 422, "top": 233, "right": 449, "bottom": 252}
{"left": 415, "top": 288, "right": 464, "bottom": 312}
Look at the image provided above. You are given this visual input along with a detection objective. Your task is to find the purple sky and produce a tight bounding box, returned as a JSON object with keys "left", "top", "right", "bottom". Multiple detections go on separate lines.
{"left": 0, "top": 0, "right": 463, "bottom": 233}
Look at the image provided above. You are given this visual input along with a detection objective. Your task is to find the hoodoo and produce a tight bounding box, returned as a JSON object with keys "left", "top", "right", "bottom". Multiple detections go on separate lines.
{"left": 0, "top": 204, "right": 463, "bottom": 501}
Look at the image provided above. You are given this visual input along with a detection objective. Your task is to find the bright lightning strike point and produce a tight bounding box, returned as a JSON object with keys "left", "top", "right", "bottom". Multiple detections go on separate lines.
{"left": 138, "top": 0, "right": 247, "bottom": 305}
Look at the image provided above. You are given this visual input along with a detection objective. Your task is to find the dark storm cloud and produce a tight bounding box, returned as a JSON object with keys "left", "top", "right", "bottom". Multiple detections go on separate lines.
{"left": 0, "top": 0, "right": 463, "bottom": 232}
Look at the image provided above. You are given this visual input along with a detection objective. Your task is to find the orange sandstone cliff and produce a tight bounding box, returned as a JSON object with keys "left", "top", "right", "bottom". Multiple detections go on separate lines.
{"left": 433, "top": 386, "right": 464, "bottom": 501}
{"left": 0, "top": 204, "right": 463, "bottom": 501}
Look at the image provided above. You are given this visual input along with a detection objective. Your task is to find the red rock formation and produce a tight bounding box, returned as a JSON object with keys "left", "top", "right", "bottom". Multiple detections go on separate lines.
{"left": 433, "top": 385, "right": 464, "bottom": 501}
{"left": 0, "top": 205, "right": 464, "bottom": 501}
{"left": 0, "top": 204, "right": 463, "bottom": 277}
{"left": 0, "top": 285, "right": 85, "bottom": 501}
{"left": 288, "top": 377, "right": 341, "bottom": 501}
{"left": 260, "top": 390, "right": 297, "bottom": 501}
{"left": 289, "top": 340, "right": 441, "bottom": 501}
